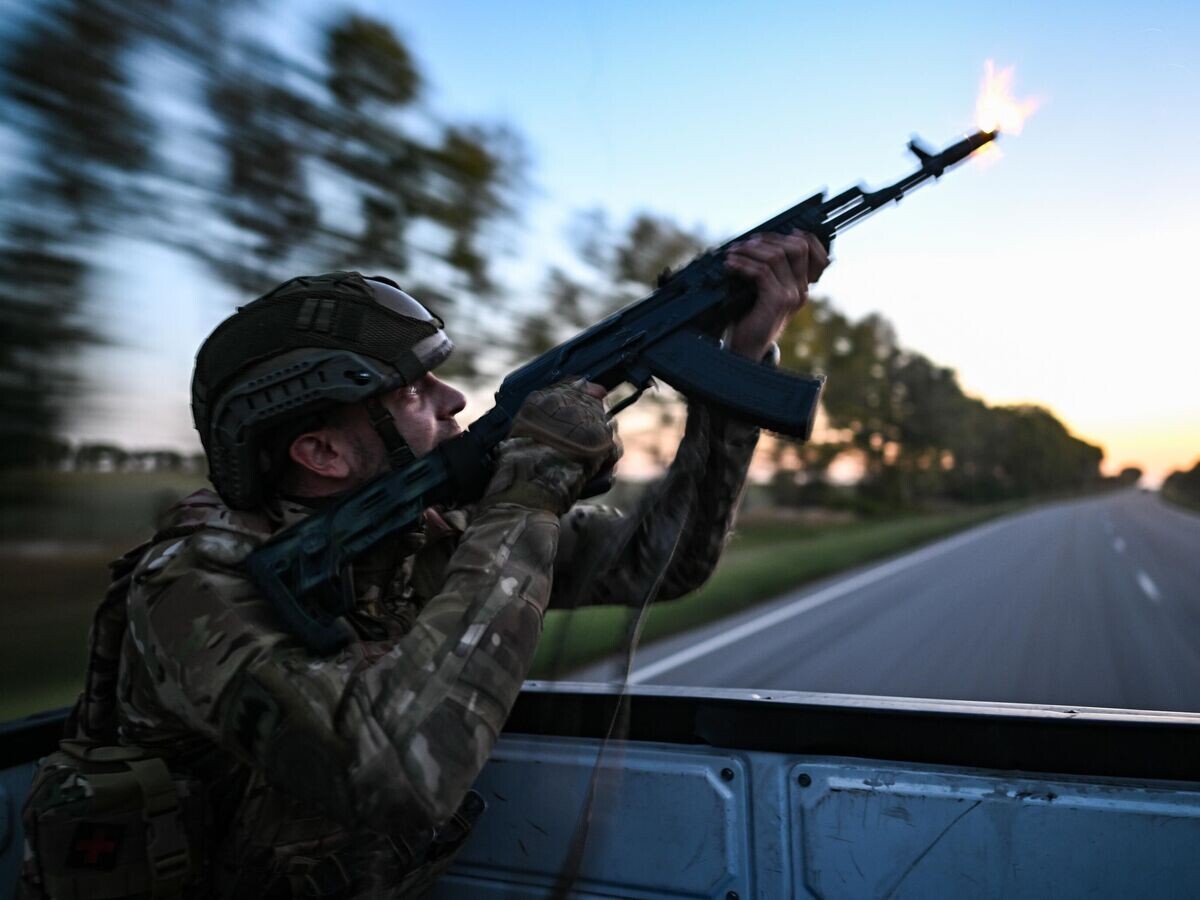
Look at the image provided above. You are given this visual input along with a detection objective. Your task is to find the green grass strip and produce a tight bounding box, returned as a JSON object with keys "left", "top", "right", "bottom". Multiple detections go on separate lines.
{"left": 1162, "top": 486, "right": 1200, "bottom": 515}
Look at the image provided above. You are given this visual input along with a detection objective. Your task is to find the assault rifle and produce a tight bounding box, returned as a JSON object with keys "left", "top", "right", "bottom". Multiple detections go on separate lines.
{"left": 247, "top": 129, "right": 998, "bottom": 652}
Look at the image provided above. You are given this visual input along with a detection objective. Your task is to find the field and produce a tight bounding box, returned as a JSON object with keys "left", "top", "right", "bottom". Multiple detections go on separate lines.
{"left": 0, "top": 470, "right": 207, "bottom": 721}
{"left": 0, "top": 471, "right": 1008, "bottom": 721}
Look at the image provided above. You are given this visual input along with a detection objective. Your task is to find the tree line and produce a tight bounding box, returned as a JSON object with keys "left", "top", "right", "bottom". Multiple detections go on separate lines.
{"left": 0, "top": 0, "right": 523, "bottom": 469}
{"left": 1, "top": 1, "right": 1111, "bottom": 512}
{"left": 771, "top": 299, "right": 1106, "bottom": 509}
{"left": 516, "top": 210, "right": 1108, "bottom": 510}
{"left": 21, "top": 440, "right": 206, "bottom": 473}
{"left": 1163, "top": 460, "right": 1200, "bottom": 511}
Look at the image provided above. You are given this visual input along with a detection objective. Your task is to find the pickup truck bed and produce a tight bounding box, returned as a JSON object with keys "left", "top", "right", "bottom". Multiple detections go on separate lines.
{"left": 5, "top": 683, "right": 1200, "bottom": 898}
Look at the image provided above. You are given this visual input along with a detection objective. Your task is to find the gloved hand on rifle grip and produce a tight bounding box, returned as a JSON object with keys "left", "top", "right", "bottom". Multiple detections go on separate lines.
{"left": 479, "top": 381, "right": 622, "bottom": 515}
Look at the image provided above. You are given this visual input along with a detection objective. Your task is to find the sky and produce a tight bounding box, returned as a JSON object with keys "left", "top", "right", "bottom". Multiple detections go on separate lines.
{"left": 79, "top": 0, "right": 1200, "bottom": 483}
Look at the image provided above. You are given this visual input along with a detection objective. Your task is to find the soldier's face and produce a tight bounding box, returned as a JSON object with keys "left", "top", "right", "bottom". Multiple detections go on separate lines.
{"left": 377, "top": 372, "right": 467, "bottom": 461}
{"left": 288, "top": 373, "right": 466, "bottom": 492}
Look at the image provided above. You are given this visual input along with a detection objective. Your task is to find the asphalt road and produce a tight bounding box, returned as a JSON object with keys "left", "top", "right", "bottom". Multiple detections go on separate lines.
{"left": 589, "top": 491, "right": 1200, "bottom": 713}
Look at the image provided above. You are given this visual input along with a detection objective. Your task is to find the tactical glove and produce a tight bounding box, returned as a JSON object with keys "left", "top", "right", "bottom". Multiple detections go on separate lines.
{"left": 479, "top": 382, "right": 622, "bottom": 515}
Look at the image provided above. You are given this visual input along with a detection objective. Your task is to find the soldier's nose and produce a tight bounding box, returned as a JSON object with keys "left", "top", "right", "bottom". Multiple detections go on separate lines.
{"left": 442, "top": 385, "right": 466, "bottom": 418}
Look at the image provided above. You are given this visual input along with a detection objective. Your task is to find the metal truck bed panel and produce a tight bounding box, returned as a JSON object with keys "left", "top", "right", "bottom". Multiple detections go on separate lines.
{"left": 4, "top": 685, "right": 1200, "bottom": 898}
{"left": 435, "top": 736, "right": 1200, "bottom": 899}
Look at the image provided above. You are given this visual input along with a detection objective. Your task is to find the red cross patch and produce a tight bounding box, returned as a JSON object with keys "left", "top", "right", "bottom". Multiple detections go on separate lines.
{"left": 67, "top": 823, "right": 125, "bottom": 870}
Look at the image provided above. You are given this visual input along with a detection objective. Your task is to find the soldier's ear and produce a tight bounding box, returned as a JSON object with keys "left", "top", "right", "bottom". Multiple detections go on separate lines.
{"left": 289, "top": 430, "right": 352, "bottom": 481}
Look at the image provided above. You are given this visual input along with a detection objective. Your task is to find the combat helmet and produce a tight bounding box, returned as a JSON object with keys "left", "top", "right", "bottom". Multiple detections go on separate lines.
{"left": 192, "top": 271, "right": 453, "bottom": 509}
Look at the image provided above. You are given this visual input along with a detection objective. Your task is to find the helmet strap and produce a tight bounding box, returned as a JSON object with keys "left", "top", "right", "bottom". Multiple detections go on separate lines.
{"left": 363, "top": 395, "right": 416, "bottom": 469}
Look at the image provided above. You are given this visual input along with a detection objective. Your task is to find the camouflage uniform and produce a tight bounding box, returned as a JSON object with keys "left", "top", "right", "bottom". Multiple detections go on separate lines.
{"left": 97, "top": 402, "right": 757, "bottom": 898}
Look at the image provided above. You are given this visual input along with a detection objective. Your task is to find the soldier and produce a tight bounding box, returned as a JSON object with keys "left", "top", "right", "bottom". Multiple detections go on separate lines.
{"left": 22, "top": 233, "right": 827, "bottom": 898}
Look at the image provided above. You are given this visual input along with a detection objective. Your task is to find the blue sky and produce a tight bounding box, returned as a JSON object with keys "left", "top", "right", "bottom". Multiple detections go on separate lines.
{"left": 81, "top": 0, "right": 1200, "bottom": 480}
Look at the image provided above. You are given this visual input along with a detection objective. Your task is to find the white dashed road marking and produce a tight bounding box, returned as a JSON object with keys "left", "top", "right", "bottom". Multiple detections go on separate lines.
{"left": 1137, "top": 571, "right": 1161, "bottom": 603}
{"left": 1113, "top": 537, "right": 1126, "bottom": 554}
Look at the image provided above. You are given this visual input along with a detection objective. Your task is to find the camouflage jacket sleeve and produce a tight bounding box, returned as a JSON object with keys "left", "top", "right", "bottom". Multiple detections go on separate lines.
{"left": 125, "top": 478, "right": 563, "bottom": 854}
{"left": 549, "top": 402, "right": 759, "bottom": 609}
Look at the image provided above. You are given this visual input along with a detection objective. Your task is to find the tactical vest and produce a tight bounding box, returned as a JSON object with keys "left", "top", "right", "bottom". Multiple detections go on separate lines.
{"left": 20, "top": 543, "right": 206, "bottom": 900}
{"left": 20, "top": 533, "right": 485, "bottom": 900}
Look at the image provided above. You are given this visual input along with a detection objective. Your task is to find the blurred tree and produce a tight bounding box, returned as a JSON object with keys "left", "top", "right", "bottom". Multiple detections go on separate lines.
{"left": 613, "top": 214, "right": 705, "bottom": 287}
{"left": 198, "top": 12, "right": 525, "bottom": 304}
{"left": 517, "top": 211, "right": 706, "bottom": 465}
{"left": 0, "top": 3, "right": 526, "bottom": 469}
{"left": 520, "top": 210, "right": 704, "bottom": 350}
{"left": 1118, "top": 466, "right": 1143, "bottom": 486}
{"left": 778, "top": 299, "right": 902, "bottom": 504}
{"left": 0, "top": 0, "right": 156, "bottom": 468}
{"left": 1163, "top": 460, "right": 1200, "bottom": 509}
{"left": 327, "top": 14, "right": 420, "bottom": 108}
{"left": 777, "top": 300, "right": 1103, "bottom": 509}
{"left": 129, "top": 449, "right": 184, "bottom": 471}
{"left": 0, "top": 237, "right": 93, "bottom": 468}
{"left": 76, "top": 443, "right": 129, "bottom": 471}
{"left": 884, "top": 352, "right": 977, "bottom": 505}
{"left": 27, "top": 435, "right": 74, "bottom": 470}
{"left": 200, "top": 57, "right": 322, "bottom": 290}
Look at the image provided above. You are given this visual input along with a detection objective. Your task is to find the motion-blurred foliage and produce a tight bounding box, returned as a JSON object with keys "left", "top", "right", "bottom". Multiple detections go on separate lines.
{"left": 0, "top": 0, "right": 525, "bottom": 468}
{"left": 0, "top": 0, "right": 1110, "bottom": 512}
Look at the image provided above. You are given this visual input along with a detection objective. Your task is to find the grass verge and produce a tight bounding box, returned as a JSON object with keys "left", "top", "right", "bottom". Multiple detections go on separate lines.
{"left": 530, "top": 504, "right": 1015, "bottom": 679}
{"left": 1162, "top": 486, "right": 1200, "bottom": 516}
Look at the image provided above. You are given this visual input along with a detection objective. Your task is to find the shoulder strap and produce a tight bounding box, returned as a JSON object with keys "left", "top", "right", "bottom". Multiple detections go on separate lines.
{"left": 67, "top": 540, "right": 154, "bottom": 742}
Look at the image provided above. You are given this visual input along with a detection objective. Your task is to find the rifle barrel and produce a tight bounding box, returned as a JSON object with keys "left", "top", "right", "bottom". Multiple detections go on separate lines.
{"left": 823, "top": 129, "right": 998, "bottom": 238}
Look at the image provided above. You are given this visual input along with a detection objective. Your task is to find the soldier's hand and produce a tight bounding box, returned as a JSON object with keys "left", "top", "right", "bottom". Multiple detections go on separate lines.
{"left": 724, "top": 230, "right": 830, "bottom": 360}
{"left": 509, "top": 381, "right": 621, "bottom": 479}
{"left": 481, "top": 381, "right": 622, "bottom": 515}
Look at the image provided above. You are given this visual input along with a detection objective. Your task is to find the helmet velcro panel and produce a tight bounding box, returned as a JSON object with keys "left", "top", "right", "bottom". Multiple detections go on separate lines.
{"left": 193, "top": 272, "right": 438, "bottom": 421}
